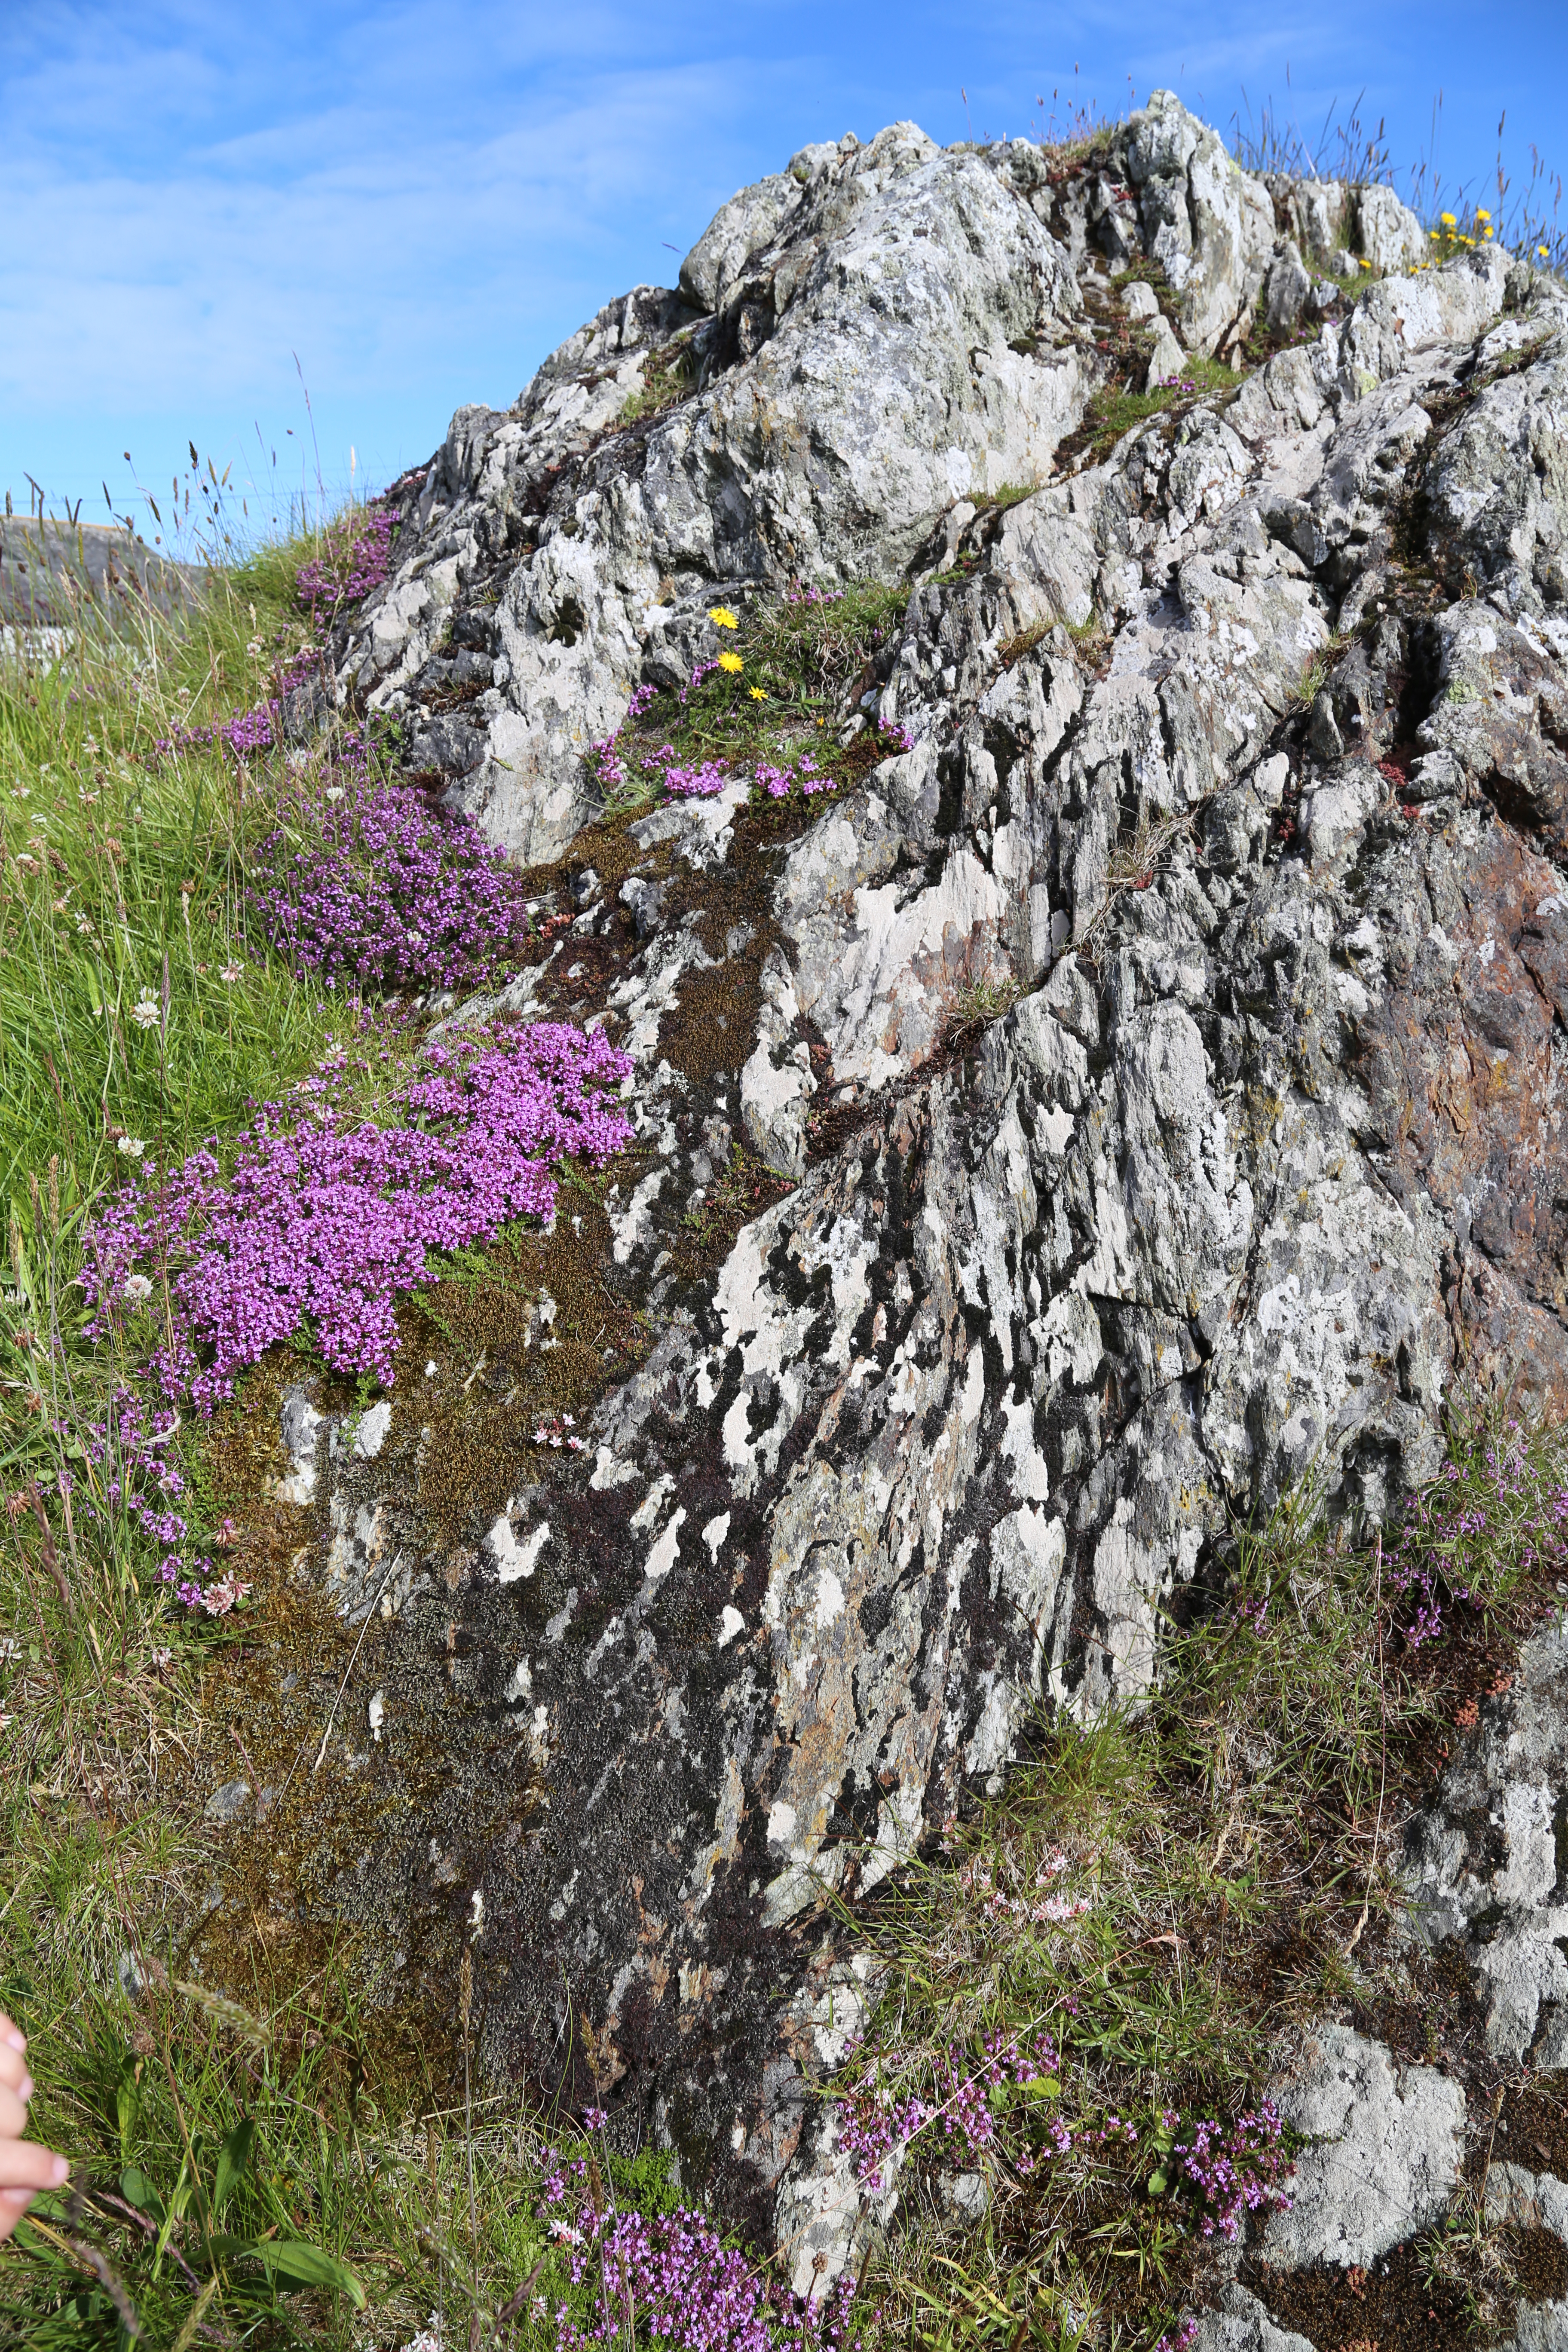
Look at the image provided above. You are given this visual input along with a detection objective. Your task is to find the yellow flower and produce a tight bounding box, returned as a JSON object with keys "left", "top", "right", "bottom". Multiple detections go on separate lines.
{"left": 708, "top": 606, "right": 739, "bottom": 630}
{"left": 749, "top": 686, "right": 767, "bottom": 700}
{"left": 1475, "top": 208, "right": 1491, "bottom": 221}
{"left": 1430, "top": 228, "right": 1441, "bottom": 240}
{"left": 1358, "top": 255, "right": 1372, "bottom": 269}
{"left": 1541, "top": 245, "right": 1552, "bottom": 259}
{"left": 718, "top": 651, "right": 743, "bottom": 674}
{"left": 1440, "top": 211, "right": 1456, "bottom": 227}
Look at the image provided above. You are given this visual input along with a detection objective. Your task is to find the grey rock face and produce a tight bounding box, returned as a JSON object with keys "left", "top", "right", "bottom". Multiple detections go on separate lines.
{"left": 1264, "top": 2025, "right": 1465, "bottom": 2268}
{"left": 1261, "top": 239, "right": 1313, "bottom": 332}
{"left": 1354, "top": 183, "right": 1428, "bottom": 276}
{"left": 1405, "top": 1613, "right": 1568, "bottom": 2061}
{"left": 267, "top": 98, "right": 1568, "bottom": 2291}
{"left": 1190, "top": 2286, "right": 1317, "bottom": 2352}
{"left": 340, "top": 121, "right": 1089, "bottom": 860}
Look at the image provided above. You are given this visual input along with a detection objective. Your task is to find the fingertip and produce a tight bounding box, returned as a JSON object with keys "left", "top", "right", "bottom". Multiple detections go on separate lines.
{"left": 49, "top": 2156, "right": 69, "bottom": 2187}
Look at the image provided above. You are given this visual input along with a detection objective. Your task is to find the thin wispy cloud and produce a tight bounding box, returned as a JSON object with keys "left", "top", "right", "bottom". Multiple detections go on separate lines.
{"left": 3, "top": 0, "right": 1565, "bottom": 517}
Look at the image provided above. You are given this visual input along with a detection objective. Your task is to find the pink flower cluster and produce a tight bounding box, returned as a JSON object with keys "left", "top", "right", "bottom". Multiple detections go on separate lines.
{"left": 836, "top": 2029, "right": 1058, "bottom": 2195}
{"left": 784, "top": 584, "right": 845, "bottom": 606}
{"left": 247, "top": 773, "right": 536, "bottom": 994}
{"left": 955, "top": 1848, "right": 1091, "bottom": 1926}
{"left": 1167, "top": 2102, "right": 1292, "bottom": 2242}
{"left": 153, "top": 652, "right": 321, "bottom": 762}
{"left": 536, "top": 2152, "right": 858, "bottom": 2351}
{"left": 532, "top": 1412, "right": 583, "bottom": 1452}
{"left": 80, "top": 1023, "right": 633, "bottom": 1412}
{"left": 295, "top": 506, "right": 395, "bottom": 614}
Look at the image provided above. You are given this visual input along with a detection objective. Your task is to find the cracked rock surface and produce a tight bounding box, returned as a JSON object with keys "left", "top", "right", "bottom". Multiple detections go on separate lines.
{"left": 223, "top": 91, "right": 1568, "bottom": 2300}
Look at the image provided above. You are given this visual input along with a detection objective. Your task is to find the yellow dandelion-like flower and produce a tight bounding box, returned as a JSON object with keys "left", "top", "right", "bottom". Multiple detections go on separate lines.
{"left": 749, "top": 686, "right": 767, "bottom": 700}
{"left": 1440, "top": 211, "right": 1457, "bottom": 227}
{"left": 708, "top": 606, "right": 739, "bottom": 630}
{"left": 718, "top": 650, "right": 743, "bottom": 674}
{"left": 1475, "top": 208, "right": 1491, "bottom": 222}
{"left": 1540, "top": 245, "right": 1552, "bottom": 260}
{"left": 1358, "top": 255, "right": 1372, "bottom": 270}
{"left": 1430, "top": 228, "right": 1441, "bottom": 240}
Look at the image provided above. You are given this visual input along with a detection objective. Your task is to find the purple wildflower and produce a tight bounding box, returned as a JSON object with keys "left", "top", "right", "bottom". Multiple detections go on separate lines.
{"left": 247, "top": 771, "right": 537, "bottom": 994}
{"left": 80, "top": 1023, "right": 633, "bottom": 1412}
{"left": 296, "top": 506, "right": 395, "bottom": 615}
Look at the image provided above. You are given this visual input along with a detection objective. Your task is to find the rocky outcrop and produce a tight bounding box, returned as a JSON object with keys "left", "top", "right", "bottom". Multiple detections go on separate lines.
{"left": 226, "top": 90, "right": 1568, "bottom": 2313}
{"left": 0, "top": 515, "right": 205, "bottom": 652}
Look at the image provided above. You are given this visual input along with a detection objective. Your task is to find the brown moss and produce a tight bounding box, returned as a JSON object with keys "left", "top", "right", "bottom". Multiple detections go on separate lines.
{"left": 407, "top": 1191, "right": 653, "bottom": 1545}
{"left": 1242, "top": 2240, "right": 1476, "bottom": 2348}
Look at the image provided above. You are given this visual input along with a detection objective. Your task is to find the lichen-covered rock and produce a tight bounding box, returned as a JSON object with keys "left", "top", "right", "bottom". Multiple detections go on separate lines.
{"left": 1263, "top": 2025, "right": 1465, "bottom": 2268}
{"left": 241, "top": 97, "right": 1568, "bottom": 2286}
{"left": 340, "top": 121, "right": 1090, "bottom": 860}
{"left": 1191, "top": 2286, "right": 1317, "bottom": 2352}
{"left": 1405, "top": 1613, "right": 1568, "bottom": 2061}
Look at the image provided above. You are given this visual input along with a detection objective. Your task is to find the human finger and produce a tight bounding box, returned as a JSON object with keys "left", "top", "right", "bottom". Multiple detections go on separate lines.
{"left": 0, "top": 2084, "right": 30, "bottom": 2140}
{"left": 0, "top": 2140, "right": 67, "bottom": 2191}
{"left": 0, "top": 2016, "right": 25, "bottom": 2055}
{"left": 0, "top": 2043, "right": 31, "bottom": 2101}
{"left": 0, "top": 2184, "right": 42, "bottom": 2245}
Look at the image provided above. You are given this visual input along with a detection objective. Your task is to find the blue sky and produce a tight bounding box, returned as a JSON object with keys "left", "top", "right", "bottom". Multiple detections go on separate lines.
{"left": 4, "top": 2, "right": 1566, "bottom": 546}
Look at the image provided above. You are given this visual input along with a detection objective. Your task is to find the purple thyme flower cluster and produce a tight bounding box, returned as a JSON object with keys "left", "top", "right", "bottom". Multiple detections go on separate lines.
{"left": 246, "top": 772, "right": 537, "bottom": 994}
{"left": 153, "top": 652, "right": 321, "bottom": 762}
{"left": 1152, "top": 2324, "right": 1200, "bottom": 2352}
{"left": 77, "top": 1387, "right": 248, "bottom": 1613}
{"left": 1167, "top": 2101, "right": 1292, "bottom": 2241}
{"left": 295, "top": 506, "right": 395, "bottom": 615}
{"left": 80, "top": 1022, "right": 633, "bottom": 1412}
{"left": 784, "top": 583, "right": 845, "bottom": 606}
{"left": 536, "top": 2152, "right": 858, "bottom": 2352}
{"left": 1386, "top": 1418, "right": 1568, "bottom": 1645}
{"left": 836, "top": 2029, "right": 1058, "bottom": 2194}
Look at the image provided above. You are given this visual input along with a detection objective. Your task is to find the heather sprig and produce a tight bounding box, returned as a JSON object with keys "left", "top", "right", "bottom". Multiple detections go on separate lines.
{"left": 152, "top": 649, "right": 323, "bottom": 762}
{"left": 836, "top": 2027, "right": 1061, "bottom": 2195}
{"left": 1385, "top": 1408, "right": 1568, "bottom": 1644}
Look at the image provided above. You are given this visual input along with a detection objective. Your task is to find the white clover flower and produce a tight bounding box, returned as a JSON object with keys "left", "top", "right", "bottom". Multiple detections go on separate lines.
{"left": 130, "top": 994, "right": 162, "bottom": 1030}
{"left": 124, "top": 1274, "right": 154, "bottom": 1303}
{"left": 220, "top": 962, "right": 243, "bottom": 983}
{"left": 117, "top": 1135, "right": 147, "bottom": 1158}
{"left": 324, "top": 786, "right": 345, "bottom": 803}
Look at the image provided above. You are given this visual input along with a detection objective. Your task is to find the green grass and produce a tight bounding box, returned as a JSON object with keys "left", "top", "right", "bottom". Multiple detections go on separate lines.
{"left": 1066, "top": 356, "right": 1240, "bottom": 472}
{"left": 590, "top": 577, "right": 910, "bottom": 815}
{"left": 616, "top": 336, "right": 698, "bottom": 425}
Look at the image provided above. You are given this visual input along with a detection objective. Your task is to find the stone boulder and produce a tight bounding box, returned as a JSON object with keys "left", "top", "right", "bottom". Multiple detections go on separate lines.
{"left": 236, "top": 104, "right": 1568, "bottom": 2294}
